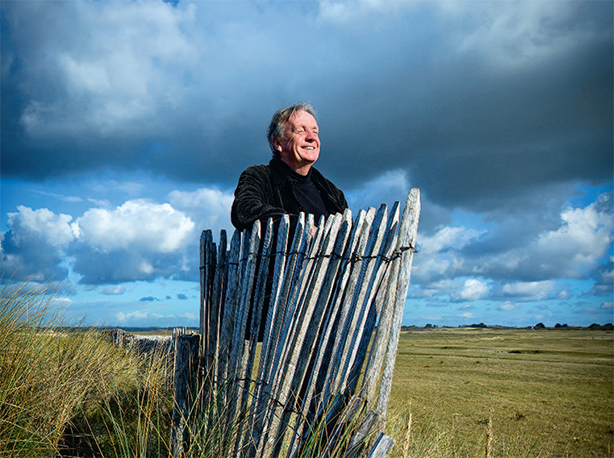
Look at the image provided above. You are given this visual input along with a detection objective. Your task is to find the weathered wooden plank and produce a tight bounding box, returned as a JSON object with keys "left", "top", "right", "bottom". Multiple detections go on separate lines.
{"left": 199, "top": 230, "right": 213, "bottom": 368}
{"left": 344, "top": 410, "right": 380, "bottom": 457}
{"left": 206, "top": 229, "right": 226, "bottom": 392}
{"left": 226, "top": 221, "right": 261, "bottom": 442}
{"left": 247, "top": 215, "right": 291, "bottom": 458}
{"left": 375, "top": 189, "right": 420, "bottom": 419}
{"left": 170, "top": 329, "right": 201, "bottom": 458}
{"left": 365, "top": 433, "right": 395, "bottom": 458}
{"left": 217, "top": 229, "right": 242, "bottom": 399}
{"left": 240, "top": 218, "right": 275, "bottom": 452}
{"left": 315, "top": 394, "right": 364, "bottom": 458}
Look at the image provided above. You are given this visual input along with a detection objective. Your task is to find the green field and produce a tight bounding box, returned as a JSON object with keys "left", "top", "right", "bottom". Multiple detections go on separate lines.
{"left": 384, "top": 327, "right": 614, "bottom": 458}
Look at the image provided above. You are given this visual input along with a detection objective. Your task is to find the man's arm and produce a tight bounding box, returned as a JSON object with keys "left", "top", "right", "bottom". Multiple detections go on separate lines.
{"left": 231, "top": 165, "right": 291, "bottom": 232}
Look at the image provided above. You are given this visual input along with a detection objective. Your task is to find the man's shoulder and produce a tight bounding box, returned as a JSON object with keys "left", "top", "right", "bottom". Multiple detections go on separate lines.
{"left": 241, "top": 163, "right": 270, "bottom": 173}
{"left": 239, "top": 163, "right": 272, "bottom": 179}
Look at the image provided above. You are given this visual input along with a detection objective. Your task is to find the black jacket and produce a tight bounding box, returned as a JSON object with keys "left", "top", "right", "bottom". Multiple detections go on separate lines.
{"left": 231, "top": 158, "right": 348, "bottom": 232}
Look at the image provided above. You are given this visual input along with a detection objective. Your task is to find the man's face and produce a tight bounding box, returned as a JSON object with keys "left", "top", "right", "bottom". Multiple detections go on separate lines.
{"left": 275, "top": 110, "right": 320, "bottom": 175}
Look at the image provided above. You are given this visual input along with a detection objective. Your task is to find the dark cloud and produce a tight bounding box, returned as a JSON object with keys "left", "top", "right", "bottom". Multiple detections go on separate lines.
{"left": 2, "top": 1, "right": 610, "bottom": 215}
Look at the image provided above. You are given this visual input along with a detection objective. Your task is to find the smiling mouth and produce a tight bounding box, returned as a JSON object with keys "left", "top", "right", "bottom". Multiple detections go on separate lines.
{"left": 303, "top": 146, "right": 316, "bottom": 150}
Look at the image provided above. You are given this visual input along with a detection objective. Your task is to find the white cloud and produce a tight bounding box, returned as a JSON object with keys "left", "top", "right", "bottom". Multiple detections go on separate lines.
{"left": 0, "top": 206, "right": 77, "bottom": 282}
{"left": 318, "top": 0, "right": 407, "bottom": 22}
{"left": 102, "top": 285, "right": 126, "bottom": 295}
{"left": 412, "top": 225, "right": 485, "bottom": 282}
{"left": 419, "top": 225, "right": 484, "bottom": 255}
{"left": 600, "top": 302, "right": 613, "bottom": 310}
{"left": 501, "top": 280, "right": 556, "bottom": 301}
{"left": 8, "top": 206, "right": 77, "bottom": 247}
{"left": 180, "top": 312, "right": 197, "bottom": 321}
{"left": 116, "top": 310, "right": 164, "bottom": 322}
{"left": 498, "top": 302, "right": 520, "bottom": 312}
{"left": 115, "top": 309, "right": 197, "bottom": 324}
{"left": 75, "top": 199, "right": 195, "bottom": 254}
{"left": 533, "top": 202, "right": 614, "bottom": 273}
{"left": 168, "top": 188, "right": 234, "bottom": 235}
{"left": 479, "top": 196, "right": 614, "bottom": 281}
{"left": 454, "top": 278, "right": 488, "bottom": 302}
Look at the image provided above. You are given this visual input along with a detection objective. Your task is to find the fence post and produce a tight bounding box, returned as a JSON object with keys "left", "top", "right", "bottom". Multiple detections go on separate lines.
{"left": 171, "top": 328, "right": 201, "bottom": 458}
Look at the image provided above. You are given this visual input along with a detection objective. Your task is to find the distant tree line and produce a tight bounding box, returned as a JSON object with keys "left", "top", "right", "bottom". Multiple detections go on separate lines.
{"left": 400, "top": 323, "right": 614, "bottom": 331}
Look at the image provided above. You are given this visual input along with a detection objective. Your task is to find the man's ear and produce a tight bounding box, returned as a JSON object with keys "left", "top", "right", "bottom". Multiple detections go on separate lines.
{"left": 273, "top": 137, "right": 283, "bottom": 152}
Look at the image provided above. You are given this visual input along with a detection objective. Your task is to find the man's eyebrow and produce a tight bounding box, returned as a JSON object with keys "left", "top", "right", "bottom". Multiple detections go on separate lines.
{"left": 293, "top": 126, "right": 318, "bottom": 132}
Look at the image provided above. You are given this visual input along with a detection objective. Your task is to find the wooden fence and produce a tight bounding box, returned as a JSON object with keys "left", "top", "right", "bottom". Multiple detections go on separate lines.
{"left": 172, "top": 189, "right": 420, "bottom": 458}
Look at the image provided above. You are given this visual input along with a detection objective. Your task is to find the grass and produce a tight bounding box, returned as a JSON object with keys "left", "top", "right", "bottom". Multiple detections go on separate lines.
{"left": 386, "top": 327, "right": 614, "bottom": 457}
{"left": 2, "top": 282, "right": 613, "bottom": 457}
{"left": 0, "top": 281, "right": 174, "bottom": 457}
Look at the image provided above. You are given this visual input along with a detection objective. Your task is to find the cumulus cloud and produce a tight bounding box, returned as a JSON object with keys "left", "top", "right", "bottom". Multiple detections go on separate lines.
{"left": 0, "top": 190, "right": 231, "bottom": 286}
{"left": 453, "top": 278, "right": 489, "bottom": 302}
{"left": 412, "top": 225, "right": 485, "bottom": 283}
{"left": 0, "top": 206, "right": 77, "bottom": 282}
{"left": 69, "top": 199, "right": 196, "bottom": 284}
{"left": 480, "top": 194, "right": 614, "bottom": 281}
{"left": 346, "top": 169, "right": 410, "bottom": 212}
{"left": 168, "top": 188, "right": 233, "bottom": 236}
{"left": 499, "top": 280, "right": 556, "bottom": 301}
{"left": 498, "top": 302, "right": 521, "bottom": 312}
{"left": 76, "top": 199, "right": 194, "bottom": 253}
{"left": 102, "top": 285, "right": 126, "bottom": 295}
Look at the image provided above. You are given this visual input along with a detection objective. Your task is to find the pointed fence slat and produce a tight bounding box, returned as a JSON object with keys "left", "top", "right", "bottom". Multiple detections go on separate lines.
{"left": 178, "top": 189, "right": 420, "bottom": 458}
{"left": 374, "top": 189, "right": 420, "bottom": 420}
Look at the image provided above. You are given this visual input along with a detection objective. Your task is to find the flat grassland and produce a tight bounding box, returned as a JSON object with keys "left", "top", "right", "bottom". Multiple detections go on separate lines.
{"left": 384, "top": 327, "right": 614, "bottom": 458}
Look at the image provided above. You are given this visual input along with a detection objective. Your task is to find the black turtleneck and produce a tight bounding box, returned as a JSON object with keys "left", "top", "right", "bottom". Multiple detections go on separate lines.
{"left": 278, "top": 160, "right": 328, "bottom": 225}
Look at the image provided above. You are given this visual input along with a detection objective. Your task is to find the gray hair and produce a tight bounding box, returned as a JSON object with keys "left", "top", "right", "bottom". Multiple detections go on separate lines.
{"left": 267, "top": 102, "right": 317, "bottom": 158}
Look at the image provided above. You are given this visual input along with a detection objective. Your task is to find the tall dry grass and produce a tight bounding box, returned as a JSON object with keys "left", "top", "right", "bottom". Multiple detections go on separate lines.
{"left": 0, "top": 281, "right": 173, "bottom": 457}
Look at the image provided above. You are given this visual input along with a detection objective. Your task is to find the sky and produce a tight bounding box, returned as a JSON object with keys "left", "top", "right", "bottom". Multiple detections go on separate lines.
{"left": 1, "top": 0, "right": 612, "bottom": 329}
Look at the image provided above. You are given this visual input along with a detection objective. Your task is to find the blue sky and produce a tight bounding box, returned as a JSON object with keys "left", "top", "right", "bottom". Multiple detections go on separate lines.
{"left": 1, "top": 0, "right": 612, "bottom": 328}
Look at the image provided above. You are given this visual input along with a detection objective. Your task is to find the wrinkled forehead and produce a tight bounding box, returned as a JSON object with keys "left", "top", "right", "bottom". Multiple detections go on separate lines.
{"left": 287, "top": 110, "right": 318, "bottom": 129}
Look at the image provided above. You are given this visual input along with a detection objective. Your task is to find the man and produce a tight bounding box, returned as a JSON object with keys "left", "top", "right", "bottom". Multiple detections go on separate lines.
{"left": 231, "top": 102, "right": 348, "bottom": 233}
{"left": 231, "top": 103, "right": 348, "bottom": 343}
